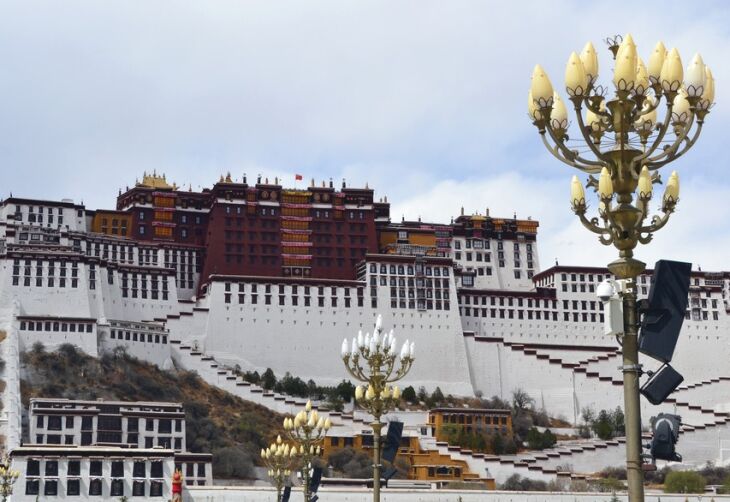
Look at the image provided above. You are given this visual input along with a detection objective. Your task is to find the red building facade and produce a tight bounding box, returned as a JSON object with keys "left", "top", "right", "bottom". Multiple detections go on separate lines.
{"left": 115, "top": 174, "right": 383, "bottom": 283}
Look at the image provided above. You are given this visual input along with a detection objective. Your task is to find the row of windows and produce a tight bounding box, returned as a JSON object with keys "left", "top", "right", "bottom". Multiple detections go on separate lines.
{"left": 369, "top": 263, "right": 450, "bottom": 277}
{"left": 16, "top": 231, "right": 61, "bottom": 243}
{"left": 16, "top": 212, "right": 65, "bottom": 226}
{"left": 461, "top": 307, "right": 560, "bottom": 321}
{"left": 86, "top": 242, "right": 158, "bottom": 266}
{"left": 373, "top": 276, "right": 450, "bottom": 289}
{"left": 120, "top": 273, "right": 170, "bottom": 300}
{"left": 460, "top": 296, "right": 556, "bottom": 309}
{"left": 438, "top": 414, "right": 509, "bottom": 425}
{"left": 561, "top": 273, "right": 608, "bottom": 283}
{"left": 225, "top": 283, "right": 364, "bottom": 296}
{"left": 224, "top": 293, "right": 364, "bottom": 308}
{"left": 36, "top": 432, "right": 183, "bottom": 450}
{"left": 455, "top": 250, "right": 535, "bottom": 269}
{"left": 454, "top": 239, "right": 532, "bottom": 251}
{"left": 26, "top": 475, "right": 165, "bottom": 497}
{"left": 110, "top": 330, "right": 168, "bottom": 344}
{"left": 36, "top": 415, "right": 182, "bottom": 434}
{"left": 11, "top": 205, "right": 64, "bottom": 215}
{"left": 19, "top": 320, "right": 94, "bottom": 333}
{"left": 390, "top": 287, "right": 449, "bottom": 300}
{"left": 390, "top": 299, "right": 451, "bottom": 311}
{"left": 12, "top": 276, "right": 80, "bottom": 288}
{"left": 26, "top": 458, "right": 164, "bottom": 478}
{"left": 562, "top": 299, "right": 604, "bottom": 312}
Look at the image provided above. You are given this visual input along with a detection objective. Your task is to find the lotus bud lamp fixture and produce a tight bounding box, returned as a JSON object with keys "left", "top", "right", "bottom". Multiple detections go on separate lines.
{"left": 261, "top": 435, "right": 297, "bottom": 502}
{"left": 282, "top": 399, "right": 330, "bottom": 502}
{"left": 528, "top": 33, "right": 713, "bottom": 252}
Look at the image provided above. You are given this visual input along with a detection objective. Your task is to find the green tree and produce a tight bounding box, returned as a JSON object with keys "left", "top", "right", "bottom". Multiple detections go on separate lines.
{"left": 491, "top": 433, "right": 505, "bottom": 455}
{"left": 526, "top": 427, "right": 557, "bottom": 450}
{"left": 261, "top": 368, "right": 277, "bottom": 390}
{"left": 335, "top": 380, "right": 355, "bottom": 402}
{"left": 592, "top": 409, "right": 615, "bottom": 440}
{"left": 719, "top": 473, "right": 730, "bottom": 494}
{"left": 428, "top": 387, "right": 445, "bottom": 408}
{"left": 579, "top": 407, "right": 596, "bottom": 438}
{"left": 611, "top": 407, "right": 625, "bottom": 436}
{"left": 473, "top": 433, "right": 487, "bottom": 452}
{"left": 542, "top": 429, "right": 556, "bottom": 449}
{"left": 402, "top": 386, "right": 417, "bottom": 403}
{"left": 663, "top": 470, "right": 706, "bottom": 493}
{"left": 526, "top": 427, "right": 544, "bottom": 450}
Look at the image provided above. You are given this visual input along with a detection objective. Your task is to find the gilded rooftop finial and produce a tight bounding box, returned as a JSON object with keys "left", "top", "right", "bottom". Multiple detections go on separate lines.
{"left": 138, "top": 172, "right": 173, "bottom": 189}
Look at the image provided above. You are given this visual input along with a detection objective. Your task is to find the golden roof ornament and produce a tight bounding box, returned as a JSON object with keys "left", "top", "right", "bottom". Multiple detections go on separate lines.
{"left": 138, "top": 172, "right": 173, "bottom": 189}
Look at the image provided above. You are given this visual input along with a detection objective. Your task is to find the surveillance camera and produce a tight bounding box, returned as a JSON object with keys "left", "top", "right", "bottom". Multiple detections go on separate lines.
{"left": 596, "top": 280, "right": 615, "bottom": 302}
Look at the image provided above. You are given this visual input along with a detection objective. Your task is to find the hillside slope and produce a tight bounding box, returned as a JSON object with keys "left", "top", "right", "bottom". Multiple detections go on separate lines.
{"left": 20, "top": 344, "right": 285, "bottom": 478}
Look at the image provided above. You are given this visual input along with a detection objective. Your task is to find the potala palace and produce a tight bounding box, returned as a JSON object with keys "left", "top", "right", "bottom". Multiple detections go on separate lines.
{"left": 1, "top": 172, "right": 730, "bottom": 489}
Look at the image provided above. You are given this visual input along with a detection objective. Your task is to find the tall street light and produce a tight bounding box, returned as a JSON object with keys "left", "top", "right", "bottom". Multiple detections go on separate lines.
{"left": 341, "top": 314, "right": 415, "bottom": 502}
{"left": 261, "top": 435, "right": 298, "bottom": 502}
{"left": 283, "top": 400, "right": 331, "bottom": 502}
{"left": 528, "top": 33, "right": 714, "bottom": 501}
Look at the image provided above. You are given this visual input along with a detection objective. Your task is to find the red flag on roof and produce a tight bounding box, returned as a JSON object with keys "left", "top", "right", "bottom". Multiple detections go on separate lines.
{"left": 295, "top": 174, "right": 303, "bottom": 181}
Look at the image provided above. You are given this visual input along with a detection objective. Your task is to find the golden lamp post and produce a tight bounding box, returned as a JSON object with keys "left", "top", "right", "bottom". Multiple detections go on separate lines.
{"left": 528, "top": 34, "right": 714, "bottom": 501}
{"left": 341, "top": 314, "right": 415, "bottom": 502}
{"left": 282, "top": 400, "right": 331, "bottom": 502}
{"left": 261, "top": 435, "right": 298, "bottom": 502}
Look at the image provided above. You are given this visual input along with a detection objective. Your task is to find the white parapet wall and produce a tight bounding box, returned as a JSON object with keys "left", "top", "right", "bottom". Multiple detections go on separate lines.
{"left": 183, "top": 487, "right": 730, "bottom": 502}
{"left": 0, "top": 324, "right": 22, "bottom": 450}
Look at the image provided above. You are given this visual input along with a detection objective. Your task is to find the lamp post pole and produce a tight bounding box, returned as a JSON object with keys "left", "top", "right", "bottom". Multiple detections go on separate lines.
{"left": 341, "top": 314, "right": 415, "bottom": 502}
{"left": 528, "top": 33, "right": 714, "bottom": 502}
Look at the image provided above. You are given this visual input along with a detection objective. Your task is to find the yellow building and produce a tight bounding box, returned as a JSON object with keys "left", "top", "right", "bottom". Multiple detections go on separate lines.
{"left": 428, "top": 408, "right": 513, "bottom": 442}
{"left": 323, "top": 431, "right": 494, "bottom": 489}
{"left": 90, "top": 210, "right": 132, "bottom": 237}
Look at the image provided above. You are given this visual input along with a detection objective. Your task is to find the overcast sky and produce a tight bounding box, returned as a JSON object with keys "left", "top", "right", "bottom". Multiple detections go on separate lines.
{"left": 1, "top": 1, "right": 728, "bottom": 271}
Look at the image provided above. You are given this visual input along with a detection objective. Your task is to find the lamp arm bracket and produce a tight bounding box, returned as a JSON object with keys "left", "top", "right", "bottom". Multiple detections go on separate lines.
{"left": 636, "top": 100, "right": 675, "bottom": 162}
{"left": 638, "top": 211, "right": 672, "bottom": 235}
{"left": 646, "top": 121, "right": 703, "bottom": 170}
{"left": 544, "top": 122, "right": 604, "bottom": 170}
{"left": 576, "top": 211, "right": 612, "bottom": 245}
{"left": 583, "top": 96, "right": 611, "bottom": 117}
{"left": 540, "top": 133, "right": 600, "bottom": 172}
{"left": 572, "top": 101, "right": 611, "bottom": 163}
{"left": 647, "top": 113, "right": 697, "bottom": 164}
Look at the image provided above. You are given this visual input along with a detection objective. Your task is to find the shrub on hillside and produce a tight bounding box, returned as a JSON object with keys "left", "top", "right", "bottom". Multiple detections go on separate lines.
{"left": 719, "top": 473, "right": 730, "bottom": 494}
{"left": 698, "top": 461, "right": 730, "bottom": 485}
{"left": 213, "top": 446, "right": 254, "bottom": 479}
{"left": 500, "top": 473, "right": 547, "bottom": 491}
{"left": 328, "top": 448, "right": 372, "bottom": 478}
{"left": 526, "top": 427, "right": 556, "bottom": 450}
{"left": 663, "top": 470, "right": 706, "bottom": 493}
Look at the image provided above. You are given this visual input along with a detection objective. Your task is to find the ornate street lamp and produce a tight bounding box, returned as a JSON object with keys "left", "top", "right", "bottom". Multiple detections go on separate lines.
{"left": 341, "top": 314, "right": 415, "bottom": 502}
{"left": 283, "top": 401, "right": 331, "bottom": 502}
{"left": 528, "top": 34, "right": 714, "bottom": 501}
{"left": 261, "top": 435, "right": 298, "bottom": 502}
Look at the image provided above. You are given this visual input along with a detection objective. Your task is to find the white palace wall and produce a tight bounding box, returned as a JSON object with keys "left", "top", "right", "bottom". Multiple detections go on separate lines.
{"left": 195, "top": 279, "right": 474, "bottom": 396}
